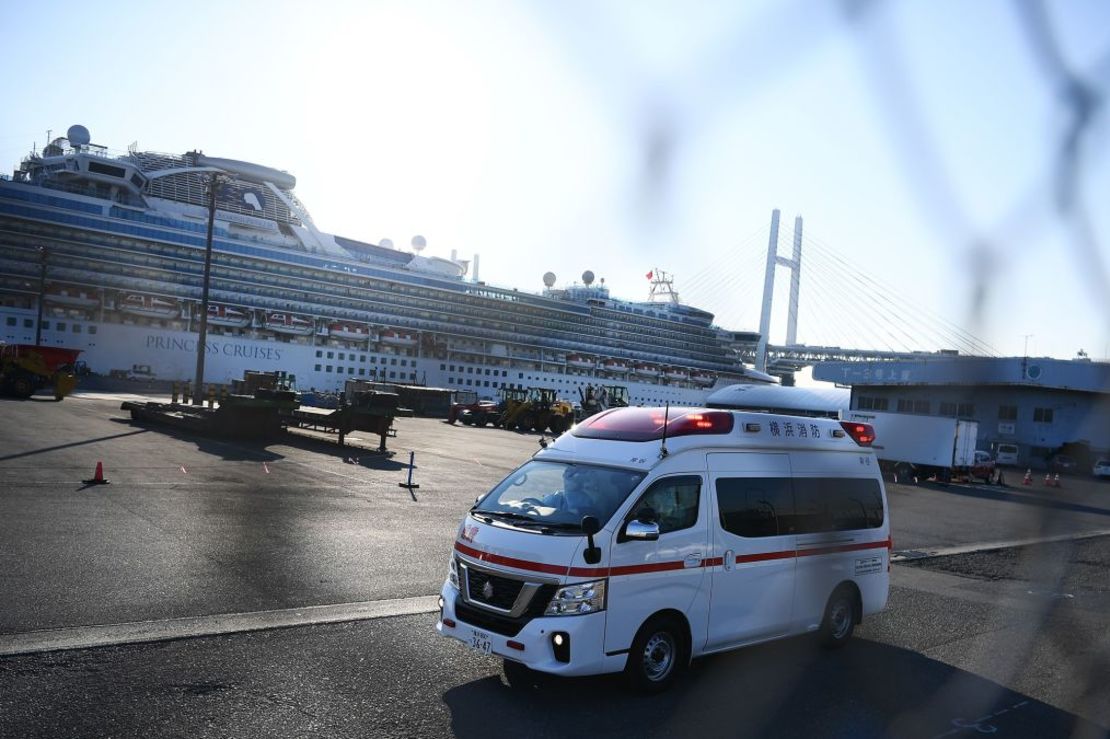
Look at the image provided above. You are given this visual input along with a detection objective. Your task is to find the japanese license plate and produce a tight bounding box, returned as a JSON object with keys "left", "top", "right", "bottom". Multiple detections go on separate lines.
{"left": 468, "top": 627, "right": 492, "bottom": 655}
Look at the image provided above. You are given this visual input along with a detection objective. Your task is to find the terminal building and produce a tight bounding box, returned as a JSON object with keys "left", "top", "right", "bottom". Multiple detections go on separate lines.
{"left": 811, "top": 356, "right": 1110, "bottom": 468}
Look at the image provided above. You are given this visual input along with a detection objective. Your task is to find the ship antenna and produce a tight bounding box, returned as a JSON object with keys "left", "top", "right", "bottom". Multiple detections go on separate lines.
{"left": 659, "top": 402, "right": 670, "bottom": 458}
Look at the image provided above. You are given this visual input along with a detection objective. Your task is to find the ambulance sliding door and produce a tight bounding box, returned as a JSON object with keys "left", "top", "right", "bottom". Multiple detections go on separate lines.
{"left": 706, "top": 452, "right": 796, "bottom": 650}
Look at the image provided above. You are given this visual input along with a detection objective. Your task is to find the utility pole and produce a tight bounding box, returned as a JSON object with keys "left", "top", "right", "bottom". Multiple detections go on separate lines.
{"left": 193, "top": 171, "right": 221, "bottom": 404}
{"left": 1021, "top": 334, "right": 1033, "bottom": 380}
{"left": 35, "top": 246, "right": 47, "bottom": 346}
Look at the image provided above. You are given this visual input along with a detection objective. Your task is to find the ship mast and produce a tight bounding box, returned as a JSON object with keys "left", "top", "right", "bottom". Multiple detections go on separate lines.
{"left": 646, "top": 269, "right": 681, "bottom": 305}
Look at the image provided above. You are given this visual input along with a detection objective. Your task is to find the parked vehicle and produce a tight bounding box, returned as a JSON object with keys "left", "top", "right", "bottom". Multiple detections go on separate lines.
{"left": 1050, "top": 455, "right": 1078, "bottom": 474}
{"left": 497, "top": 387, "right": 574, "bottom": 434}
{"left": 577, "top": 384, "right": 629, "bottom": 420}
{"left": 970, "top": 451, "right": 996, "bottom": 482}
{"left": 0, "top": 343, "right": 82, "bottom": 400}
{"left": 1093, "top": 459, "right": 1110, "bottom": 480}
{"left": 994, "top": 443, "right": 1019, "bottom": 466}
{"left": 448, "top": 390, "right": 495, "bottom": 425}
{"left": 458, "top": 400, "right": 499, "bottom": 426}
{"left": 109, "top": 364, "right": 156, "bottom": 381}
{"left": 841, "top": 410, "right": 980, "bottom": 482}
{"left": 437, "top": 407, "right": 890, "bottom": 692}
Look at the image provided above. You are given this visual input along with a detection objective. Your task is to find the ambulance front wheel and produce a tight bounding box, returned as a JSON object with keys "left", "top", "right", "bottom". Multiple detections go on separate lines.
{"left": 626, "top": 614, "right": 689, "bottom": 693}
{"left": 820, "top": 585, "right": 858, "bottom": 649}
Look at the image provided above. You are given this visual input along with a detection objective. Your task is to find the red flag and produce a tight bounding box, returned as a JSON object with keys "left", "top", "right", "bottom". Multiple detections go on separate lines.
{"left": 646, "top": 270, "right": 653, "bottom": 280}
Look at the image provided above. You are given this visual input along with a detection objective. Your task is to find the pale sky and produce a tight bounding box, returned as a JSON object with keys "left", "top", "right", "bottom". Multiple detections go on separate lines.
{"left": 2, "top": 0, "right": 1107, "bottom": 360}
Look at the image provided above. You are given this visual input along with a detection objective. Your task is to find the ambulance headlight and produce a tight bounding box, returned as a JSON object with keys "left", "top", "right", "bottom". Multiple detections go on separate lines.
{"left": 448, "top": 558, "right": 460, "bottom": 590}
{"left": 544, "top": 579, "right": 607, "bottom": 616}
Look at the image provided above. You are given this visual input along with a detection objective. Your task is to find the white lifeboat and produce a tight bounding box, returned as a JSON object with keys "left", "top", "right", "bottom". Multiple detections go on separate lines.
{"left": 379, "top": 329, "right": 417, "bottom": 347}
{"left": 691, "top": 371, "right": 716, "bottom": 387}
{"left": 329, "top": 321, "right": 372, "bottom": 342}
{"left": 120, "top": 293, "right": 179, "bottom": 319}
{"left": 265, "top": 312, "right": 314, "bottom": 336}
{"left": 601, "top": 358, "right": 629, "bottom": 373}
{"left": 44, "top": 284, "right": 99, "bottom": 309}
{"left": 566, "top": 354, "right": 595, "bottom": 370}
{"left": 633, "top": 363, "right": 659, "bottom": 378}
{"left": 664, "top": 367, "right": 690, "bottom": 381}
{"left": 206, "top": 304, "right": 251, "bottom": 328}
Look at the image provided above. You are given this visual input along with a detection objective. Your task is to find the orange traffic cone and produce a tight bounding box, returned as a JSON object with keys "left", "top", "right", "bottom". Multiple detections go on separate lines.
{"left": 1043, "top": 473, "right": 1051, "bottom": 486}
{"left": 1022, "top": 469, "right": 1032, "bottom": 485}
{"left": 1053, "top": 474, "right": 1062, "bottom": 488}
{"left": 83, "top": 461, "right": 110, "bottom": 485}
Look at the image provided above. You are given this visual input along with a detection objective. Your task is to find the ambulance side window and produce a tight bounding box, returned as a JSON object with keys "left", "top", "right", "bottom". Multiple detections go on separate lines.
{"left": 629, "top": 476, "right": 701, "bottom": 535}
{"left": 793, "top": 478, "right": 884, "bottom": 532}
{"left": 716, "top": 477, "right": 795, "bottom": 537}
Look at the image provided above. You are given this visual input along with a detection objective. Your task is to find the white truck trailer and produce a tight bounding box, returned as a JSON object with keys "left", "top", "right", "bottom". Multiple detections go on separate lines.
{"left": 842, "top": 410, "right": 981, "bottom": 482}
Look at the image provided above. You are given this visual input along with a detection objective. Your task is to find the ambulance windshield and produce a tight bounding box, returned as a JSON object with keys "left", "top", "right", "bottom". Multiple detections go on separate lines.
{"left": 473, "top": 461, "right": 646, "bottom": 530}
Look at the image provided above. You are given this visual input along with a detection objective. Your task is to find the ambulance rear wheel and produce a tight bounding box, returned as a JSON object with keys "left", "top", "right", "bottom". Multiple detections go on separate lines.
{"left": 820, "top": 585, "right": 857, "bottom": 649}
{"left": 626, "top": 615, "right": 688, "bottom": 693}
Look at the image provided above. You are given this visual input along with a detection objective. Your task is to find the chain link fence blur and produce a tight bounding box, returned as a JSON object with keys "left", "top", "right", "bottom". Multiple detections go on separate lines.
{"left": 623, "top": 1, "right": 1108, "bottom": 733}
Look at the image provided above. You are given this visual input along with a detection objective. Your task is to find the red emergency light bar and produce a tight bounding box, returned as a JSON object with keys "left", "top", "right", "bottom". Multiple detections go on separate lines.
{"left": 839, "top": 421, "right": 876, "bottom": 446}
{"left": 573, "top": 407, "right": 735, "bottom": 442}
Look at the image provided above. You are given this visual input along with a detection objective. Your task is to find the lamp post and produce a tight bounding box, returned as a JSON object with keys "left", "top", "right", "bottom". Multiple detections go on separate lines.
{"left": 35, "top": 246, "right": 47, "bottom": 346}
{"left": 192, "top": 171, "right": 223, "bottom": 404}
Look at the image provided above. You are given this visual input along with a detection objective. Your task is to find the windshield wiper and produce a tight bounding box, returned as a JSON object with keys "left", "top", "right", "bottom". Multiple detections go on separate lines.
{"left": 471, "top": 510, "right": 538, "bottom": 522}
{"left": 470, "top": 510, "right": 584, "bottom": 533}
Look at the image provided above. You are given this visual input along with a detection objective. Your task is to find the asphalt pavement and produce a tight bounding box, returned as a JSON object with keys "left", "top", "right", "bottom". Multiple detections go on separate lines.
{"left": 0, "top": 395, "right": 1107, "bottom": 738}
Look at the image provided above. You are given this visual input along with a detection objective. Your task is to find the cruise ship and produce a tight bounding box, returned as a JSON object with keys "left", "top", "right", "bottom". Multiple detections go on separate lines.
{"left": 0, "top": 125, "right": 773, "bottom": 405}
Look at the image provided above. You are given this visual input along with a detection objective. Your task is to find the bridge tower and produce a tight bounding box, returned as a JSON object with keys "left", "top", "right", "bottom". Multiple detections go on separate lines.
{"left": 755, "top": 210, "right": 803, "bottom": 372}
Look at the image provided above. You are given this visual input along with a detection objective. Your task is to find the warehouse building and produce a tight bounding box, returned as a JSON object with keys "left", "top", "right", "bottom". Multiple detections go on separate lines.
{"left": 811, "top": 356, "right": 1110, "bottom": 469}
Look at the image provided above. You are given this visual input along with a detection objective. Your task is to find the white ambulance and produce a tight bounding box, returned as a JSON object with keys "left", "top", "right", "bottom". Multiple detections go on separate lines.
{"left": 436, "top": 407, "right": 891, "bottom": 692}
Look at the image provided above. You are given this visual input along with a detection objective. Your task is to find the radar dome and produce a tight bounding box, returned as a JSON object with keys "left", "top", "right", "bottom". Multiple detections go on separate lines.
{"left": 411, "top": 235, "right": 426, "bottom": 253}
{"left": 542, "top": 272, "right": 556, "bottom": 287}
{"left": 582, "top": 270, "right": 595, "bottom": 286}
{"left": 380, "top": 238, "right": 394, "bottom": 249}
{"left": 66, "top": 125, "right": 91, "bottom": 147}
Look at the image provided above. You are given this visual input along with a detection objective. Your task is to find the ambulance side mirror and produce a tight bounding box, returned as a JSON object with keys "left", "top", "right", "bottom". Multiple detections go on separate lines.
{"left": 581, "top": 515, "right": 602, "bottom": 565}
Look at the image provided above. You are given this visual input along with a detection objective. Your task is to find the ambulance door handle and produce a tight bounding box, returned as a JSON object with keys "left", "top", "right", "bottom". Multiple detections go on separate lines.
{"left": 684, "top": 553, "right": 703, "bottom": 568}
{"left": 723, "top": 550, "right": 733, "bottom": 571}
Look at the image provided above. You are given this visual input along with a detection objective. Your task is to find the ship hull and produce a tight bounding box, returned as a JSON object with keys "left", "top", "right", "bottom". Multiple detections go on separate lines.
{"left": 0, "top": 306, "right": 723, "bottom": 404}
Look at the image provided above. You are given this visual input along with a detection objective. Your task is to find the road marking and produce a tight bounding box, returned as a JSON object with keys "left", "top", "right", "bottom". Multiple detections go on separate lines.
{"left": 893, "top": 528, "right": 1110, "bottom": 562}
{"left": 931, "top": 700, "right": 1030, "bottom": 738}
{"left": 0, "top": 595, "right": 440, "bottom": 657}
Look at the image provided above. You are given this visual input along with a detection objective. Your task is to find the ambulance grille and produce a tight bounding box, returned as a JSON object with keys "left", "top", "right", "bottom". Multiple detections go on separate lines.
{"left": 454, "top": 585, "right": 558, "bottom": 637}
{"left": 466, "top": 569, "right": 522, "bottom": 611}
